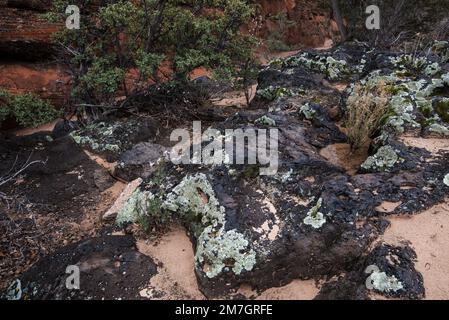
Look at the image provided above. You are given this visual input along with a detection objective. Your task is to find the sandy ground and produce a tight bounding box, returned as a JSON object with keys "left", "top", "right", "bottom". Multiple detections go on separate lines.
{"left": 136, "top": 226, "right": 321, "bottom": 300}
{"left": 137, "top": 227, "right": 205, "bottom": 300}
{"left": 319, "top": 143, "right": 369, "bottom": 175}
{"left": 380, "top": 201, "right": 449, "bottom": 300}
{"left": 377, "top": 135, "right": 449, "bottom": 300}
{"left": 400, "top": 136, "right": 449, "bottom": 155}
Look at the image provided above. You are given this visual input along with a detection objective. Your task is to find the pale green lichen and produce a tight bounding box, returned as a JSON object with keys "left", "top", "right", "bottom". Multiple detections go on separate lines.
{"left": 389, "top": 54, "right": 436, "bottom": 76}
{"left": 429, "top": 123, "right": 449, "bottom": 136}
{"left": 303, "top": 198, "right": 326, "bottom": 229}
{"left": 5, "top": 279, "right": 22, "bottom": 300}
{"left": 368, "top": 271, "right": 404, "bottom": 293}
{"left": 444, "top": 174, "right": 449, "bottom": 187}
{"left": 284, "top": 53, "right": 350, "bottom": 80}
{"left": 195, "top": 226, "right": 257, "bottom": 278}
{"left": 116, "top": 189, "right": 166, "bottom": 229}
{"left": 299, "top": 103, "right": 316, "bottom": 120}
{"left": 257, "top": 86, "right": 294, "bottom": 101}
{"left": 255, "top": 115, "right": 276, "bottom": 126}
{"left": 163, "top": 173, "right": 257, "bottom": 278}
{"left": 361, "top": 146, "right": 400, "bottom": 172}
{"left": 162, "top": 173, "right": 226, "bottom": 228}
{"left": 70, "top": 122, "right": 121, "bottom": 153}
{"left": 432, "top": 41, "right": 449, "bottom": 63}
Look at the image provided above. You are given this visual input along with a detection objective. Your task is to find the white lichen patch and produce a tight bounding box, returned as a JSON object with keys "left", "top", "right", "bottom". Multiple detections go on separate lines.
{"left": 368, "top": 271, "right": 404, "bottom": 293}
{"left": 5, "top": 279, "right": 22, "bottom": 300}
{"left": 255, "top": 115, "right": 276, "bottom": 127}
{"left": 257, "top": 86, "right": 294, "bottom": 101}
{"left": 444, "top": 174, "right": 449, "bottom": 187}
{"left": 115, "top": 188, "right": 157, "bottom": 226}
{"left": 361, "top": 146, "right": 401, "bottom": 172}
{"left": 70, "top": 122, "right": 121, "bottom": 153}
{"left": 195, "top": 226, "right": 257, "bottom": 278}
{"left": 162, "top": 173, "right": 226, "bottom": 228}
{"left": 303, "top": 198, "right": 326, "bottom": 229}
{"left": 429, "top": 123, "right": 449, "bottom": 136}
{"left": 299, "top": 103, "right": 316, "bottom": 120}
{"left": 284, "top": 53, "right": 350, "bottom": 80}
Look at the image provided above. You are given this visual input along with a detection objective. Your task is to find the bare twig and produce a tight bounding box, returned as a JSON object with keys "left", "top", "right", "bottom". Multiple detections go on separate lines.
{"left": 0, "top": 152, "right": 47, "bottom": 189}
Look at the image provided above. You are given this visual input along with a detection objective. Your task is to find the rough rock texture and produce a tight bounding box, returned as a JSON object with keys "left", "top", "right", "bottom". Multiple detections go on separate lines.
{"left": 256, "top": 0, "right": 339, "bottom": 48}
{"left": 110, "top": 41, "right": 448, "bottom": 299}
{"left": 115, "top": 142, "right": 169, "bottom": 182}
{"left": 69, "top": 117, "right": 160, "bottom": 162}
{"left": 0, "top": 63, "right": 70, "bottom": 108}
{"left": 0, "top": 7, "right": 60, "bottom": 61}
{"left": 11, "top": 235, "right": 157, "bottom": 300}
{"left": 315, "top": 244, "right": 425, "bottom": 300}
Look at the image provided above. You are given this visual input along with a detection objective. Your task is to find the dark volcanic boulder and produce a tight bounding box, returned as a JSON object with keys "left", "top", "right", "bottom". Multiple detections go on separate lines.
{"left": 115, "top": 142, "right": 169, "bottom": 182}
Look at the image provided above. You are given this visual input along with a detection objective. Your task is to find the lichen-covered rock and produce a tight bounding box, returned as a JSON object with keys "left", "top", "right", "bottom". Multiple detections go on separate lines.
{"left": 115, "top": 142, "right": 169, "bottom": 181}
{"left": 367, "top": 271, "right": 404, "bottom": 293}
{"left": 299, "top": 103, "right": 316, "bottom": 120}
{"left": 109, "top": 42, "right": 448, "bottom": 299}
{"left": 361, "top": 146, "right": 401, "bottom": 172}
{"left": 316, "top": 244, "right": 424, "bottom": 300}
{"left": 195, "top": 227, "right": 257, "bottom": 278}
{"left": 303, "top": 198, "right": 326, "bottom": 229}
{"left": 70, "top": 117, "right": 159, "bottom": 161}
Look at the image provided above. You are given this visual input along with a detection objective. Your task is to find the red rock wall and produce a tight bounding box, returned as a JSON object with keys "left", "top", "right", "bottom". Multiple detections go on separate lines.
{"left": 0, "top": 1, "right": 70, "bottom": 117}
{"left": 256, "top": 0, "right": 338, "bottom": 48}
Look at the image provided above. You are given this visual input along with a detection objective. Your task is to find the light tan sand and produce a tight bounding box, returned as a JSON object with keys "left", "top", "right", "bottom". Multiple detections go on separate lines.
{"left": 14, "top": 119, "right": 59, "bottom": 136}
{"left": 399, "top": 136, "right": 449, "bottom": 155}
{"left": 319, "top": 143, "right": 369, "bottom": 175}
{"left": 137, "top": 227, "right": 205, "bottom": 300}
{"left": 381, "top": 200, "right": 449, "bottom": 300}
{"left": 255, "top": 280, "right": 319, "bottom": 300}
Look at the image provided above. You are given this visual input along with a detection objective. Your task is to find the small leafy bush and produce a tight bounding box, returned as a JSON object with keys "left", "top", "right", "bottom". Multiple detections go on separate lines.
{"left": 0, "top": 89, "right": 60, "bottom": 128}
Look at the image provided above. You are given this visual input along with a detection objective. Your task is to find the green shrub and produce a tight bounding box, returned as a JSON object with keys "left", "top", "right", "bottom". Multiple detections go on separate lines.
{"left": 46, "top": 0, "right": 257, "bottom": 108}
{"left": 0, "top": 89, "right": 60, "bottom": 128}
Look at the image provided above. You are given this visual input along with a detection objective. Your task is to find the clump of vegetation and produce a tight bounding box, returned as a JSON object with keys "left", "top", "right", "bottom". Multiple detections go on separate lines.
{"left": 345, "top": 82, "right": 390, "bottom": 151}
{"left": 257, "top": 86, "right": 294, "bottom": 101}
{"left": 0, "top": 89, "right": 60, "bottom": 128}
{"left": 45, "top": 0, "right": 257, "bottom": 118}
